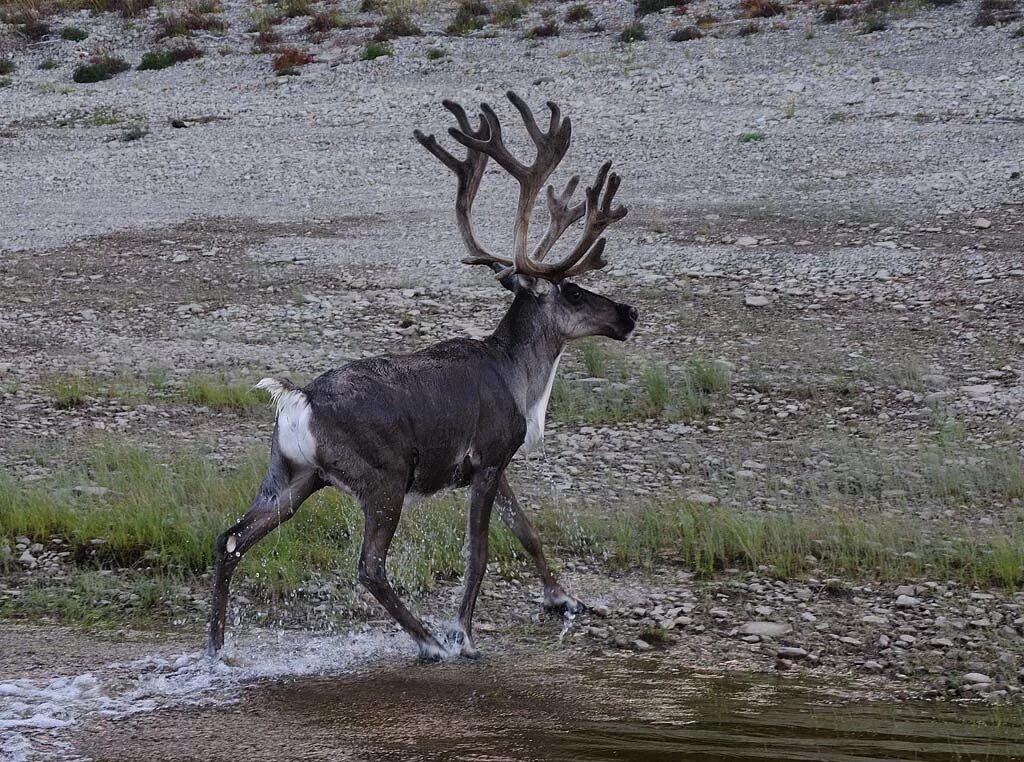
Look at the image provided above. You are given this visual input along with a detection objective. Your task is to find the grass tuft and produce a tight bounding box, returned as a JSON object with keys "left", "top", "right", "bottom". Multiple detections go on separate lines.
{"left": 0, "top": 58, "right": 14, "bottom": 75}
{"left": 739, "top": 130, "right": 766, "bottom": 142}
{"left": 181, "top": 376, "right": 268, "bottom": 410}
{"left": 739, "top": 0, "right": 783, "bottom": 16}
{"left": 619, "top": 21, "right": 646, "bottom": 40}
{"left": 564, "top": 1, "right": 592, "bottom": 21}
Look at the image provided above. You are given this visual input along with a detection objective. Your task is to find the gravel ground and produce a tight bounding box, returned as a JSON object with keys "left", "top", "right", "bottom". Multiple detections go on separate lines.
{"left": 2, "top": 0, "right": 1024, "bottom": 704}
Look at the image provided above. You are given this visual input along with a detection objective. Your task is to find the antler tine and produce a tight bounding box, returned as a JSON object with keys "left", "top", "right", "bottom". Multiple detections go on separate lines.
{"left": 530, "top": 175, "right": 585, "bottom": 262}
{"left": 415, "top": 100, "right": 514, "bottom": 271}
{"left": 513, "top": 160, "right": 628, "bottom": 281}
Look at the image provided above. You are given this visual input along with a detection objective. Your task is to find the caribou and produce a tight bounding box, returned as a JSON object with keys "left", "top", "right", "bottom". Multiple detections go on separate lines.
{"left": 207, "top": 91, "right": 637, "bottom": 660}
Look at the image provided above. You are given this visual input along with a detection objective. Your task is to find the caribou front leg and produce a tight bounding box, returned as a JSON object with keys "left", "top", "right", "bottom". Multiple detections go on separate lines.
{"left": 495, "top": 474, "right": 583, "bottom": 615}
{"left": 355, "top": 486, "right": 447, "bottom": 661}
{"left": 452, "top": 467, "right": 502, "bottom": 659}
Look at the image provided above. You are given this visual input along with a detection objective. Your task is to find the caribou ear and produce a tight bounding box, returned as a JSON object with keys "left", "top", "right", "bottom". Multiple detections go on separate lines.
{"left": 489, "top": 263, "right": 536, "bottom": 294}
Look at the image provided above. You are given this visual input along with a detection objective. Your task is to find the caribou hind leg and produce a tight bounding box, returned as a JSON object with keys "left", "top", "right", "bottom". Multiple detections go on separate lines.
{"left": 207, "top": 458, "right": 324, "bottom": 656}
{"left": 495, "top": 474, "right": 584, "bottom": 615}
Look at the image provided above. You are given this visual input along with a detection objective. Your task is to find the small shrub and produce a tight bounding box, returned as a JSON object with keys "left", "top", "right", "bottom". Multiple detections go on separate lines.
{"left": 361, "top": 40, "right": 392, "bottom": 59}
{"left": 91, "top": 0, "right": 155, "bottom": 16}
{"left": 18, "top": 20, "right": 51, "bottom": 40}
{"left": 72, "top": 55, "right": 130, "bottom": 83}
{"left": 273, "top": 46, "right": 314, "bottom": 74}
{"left": 248, "top": 9, "right": 284, "bottom": 32}
{"left": 564, "top": 2, "right": 592, "bottom": 21}
{"left": 973, "top": 0, "right": 1021, "bottom": 25}
{"left": 527, "top": 19, "right": 559, "bottom": 37}
{"left": 668, "top": 24, "right": 702, "bottom": 39}
{"left": 359, "top": 0, "right": 384, "bottom": 10}
{"left": 374, "top": 12, "right": 421, "bottom": 39}
{"left": 492, "top": 0, "right": 526, "bottom": 24}
{"left": 860, "top": 13, "right": 887, "bottom": 32}
{"left": 783, "top": 97, "right": 796, "bottom": 118}
{"left": 738, "top": 20, "right": 760, "bottom": 34}
{"left": 280, "top": 0, "right": 313, "bottom": 16}
{"left": 739, "top": 0, "right": 783, "bottom": 16}
{"left": 60, "top": 26, "right": 89, "bottom": 41}
{"left": 138, "top": 43, "right": 203, "bottom": 70}
{"left": 821, "top": 4, "right": 845, "bottom": 21}
{"left": 307, "top": 9, "right": 343, "bottom": 31}
{"left": 39, "top": 58, "right": 59, "bottom": 70}
{"left": 1012, "top": 23, "right": 1024, "bottom": 35}
{"left": 0, "top": 77, "right": 10, "bottom": 88}
{"left": 619, "top": 21, "right": 646, "bottom": 40}
{"left": 738, "top": 130, "right": 766, "bottom": 142}
{"left": 159, "top": 8, "right": 227, "bottom": 37}
{"left": 426, "top": 46, "right": 447, "bottom": 58}
{"left": 254, "top": 29, "right": 282, "bottom": 50}
{"left": 447, "top": 0, "right": 489, "bottom": 33}
{"left": 121, "top": 125, "right": 149, "bottom": 141}
{"left": 634, "top": 0, "right": 686, "bottom": 15}
{"left": 0, "top": 59, "right": 14, "bottom": 75}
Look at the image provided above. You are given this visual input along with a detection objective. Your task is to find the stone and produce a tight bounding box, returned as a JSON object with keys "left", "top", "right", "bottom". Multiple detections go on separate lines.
{"left": 739, "top": 622, "right": 792, "bottom": 637}
{"left": 961, "top": 384, "right": 994, "bottom": 399}
{"left": 171, "top": 253, "right": 190, "bottom": 264}
{"left": 777, "top": 646, "right": 808, "bottom": 659}
{"left": 736, "top": 236, "right": 758, "bottom": 247}
{"left": 864, "top": 660, "right": 884, "bottom": 672}
{"left": 971, "top": 218, "right": 991, "bottom": 229}
{"left": 895, "top": 595, "right": 920, "bottom": 609}
{"left": 18, "top": 550, "right": 36, "bottom": 568}
{"left": 668, "top": 26, "right": 703, "bottom": 41}
{"left": 633, "top": 639, "right": 654, "bottom": 652}
{"left": 591, "top": 604, "right": 611, "bottom": 618}
{"left": 962, "top": 672, "right": 992, "bottom": 684}
{"left": 744, "top": 295, "right": 770, "bottom": 308}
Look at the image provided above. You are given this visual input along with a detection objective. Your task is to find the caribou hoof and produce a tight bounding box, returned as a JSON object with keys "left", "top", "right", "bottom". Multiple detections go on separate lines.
{"left": 444, "top": 626, "right": 480, "bottom": 659}
{"left": 416, "top": 636, "right": 448, "bottom": 662}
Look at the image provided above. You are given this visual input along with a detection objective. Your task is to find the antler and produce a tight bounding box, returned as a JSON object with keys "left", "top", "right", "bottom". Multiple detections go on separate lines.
{"left": 414, "top": 91, "right": 628, "bottom": 282}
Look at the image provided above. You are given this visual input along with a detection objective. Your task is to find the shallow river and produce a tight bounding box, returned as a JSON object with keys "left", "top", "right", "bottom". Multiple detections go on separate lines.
{"left": 2, "top": 629, "right": 1021, "bottom": 761}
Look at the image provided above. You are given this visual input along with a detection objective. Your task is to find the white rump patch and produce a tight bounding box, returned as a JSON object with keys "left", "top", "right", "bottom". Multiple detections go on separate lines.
{"left": 255, "top": 378, "right": 317, "bottom": 467}
{"left": 522, "top": 353, "right": 562, "bottom": 454}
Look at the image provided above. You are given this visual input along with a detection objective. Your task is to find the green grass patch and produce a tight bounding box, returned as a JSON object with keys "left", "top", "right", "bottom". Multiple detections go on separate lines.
{"left": 60, "top": 25, "right": 88, "bottom": 41}
{"left": 549, "top": 354, "right": 730, "bottom": 425}
{"left": 138, "top": 43, "right": 203, "bottom": 70}
{"left": 739, "top": 130, "right": 766, "bottom": 143}
{"left": 181, "top": 375, "right": 267, "bottom": 411}
{"left": 0, "top": 58, "right": 15, "bottom": 75}
{"left": 3, "top": 444, "right": 1022, "bottom": 624}
{"left": 361, "top": 40, "right": 392, "bottom": 59}
{"left": 72, "top": 55, "right": 130, "bottom": 83}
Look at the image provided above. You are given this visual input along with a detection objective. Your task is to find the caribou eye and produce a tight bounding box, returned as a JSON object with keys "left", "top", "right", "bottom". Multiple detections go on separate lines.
{"left": 563, "top": 283, "right": 584, "bottom": 305}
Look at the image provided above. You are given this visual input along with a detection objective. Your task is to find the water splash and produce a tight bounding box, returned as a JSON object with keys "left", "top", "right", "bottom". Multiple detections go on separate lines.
{"left": 0, "top": 629, "right": 406, "bottom": 761}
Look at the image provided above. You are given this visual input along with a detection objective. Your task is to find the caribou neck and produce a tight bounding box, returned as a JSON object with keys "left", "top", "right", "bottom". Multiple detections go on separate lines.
{"left": 486, "top": 293, "right": 565, "bottom": 413}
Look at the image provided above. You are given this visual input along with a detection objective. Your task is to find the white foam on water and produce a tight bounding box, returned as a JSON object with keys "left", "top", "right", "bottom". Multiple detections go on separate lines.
{"left": 0, "top": 629, "right": 407, "bottom": 761}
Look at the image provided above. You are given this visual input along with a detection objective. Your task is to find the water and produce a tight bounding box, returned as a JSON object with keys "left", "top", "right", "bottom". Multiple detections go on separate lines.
{"left": 2, "top": 629, "right": 1021, "bottom": 761}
